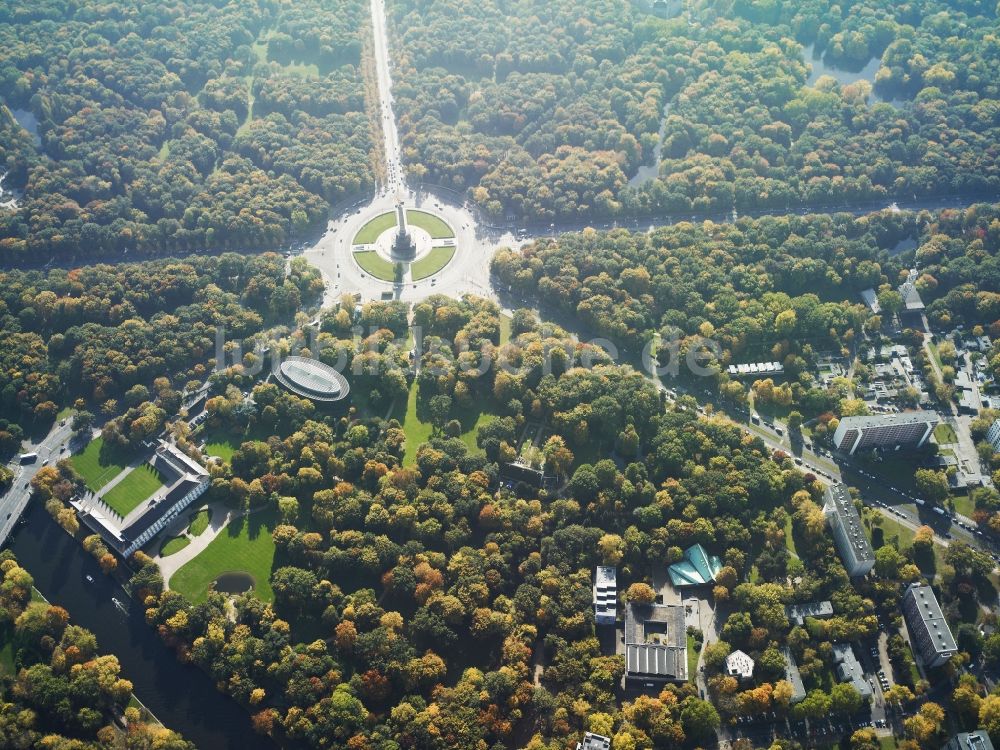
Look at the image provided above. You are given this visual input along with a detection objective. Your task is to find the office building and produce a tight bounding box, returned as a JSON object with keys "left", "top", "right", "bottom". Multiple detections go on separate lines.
{"left": 593, "top": 566, "right": 617, "bottom": 626}
{"left": 902, "top": 583, "right": 957, "bottom": 667}
{"left": 833, "top": 411, "right": 938, "bottom": 454}
{"left": 824, "top": 484, "right": 875, "bottom": 576}
{"left": 987, "top": 418, "right": 1000, "bottom": 452}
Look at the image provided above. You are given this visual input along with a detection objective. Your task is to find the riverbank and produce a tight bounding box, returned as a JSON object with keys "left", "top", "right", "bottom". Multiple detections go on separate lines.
{"left": 5, "top": 502, "right": 275, "bottom": 750}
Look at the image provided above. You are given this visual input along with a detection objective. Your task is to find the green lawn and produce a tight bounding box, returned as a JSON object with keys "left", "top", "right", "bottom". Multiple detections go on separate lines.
{"left": 189, "top": 508, "right": 212, "bottom": 536}
{"left": 101, "top": 464, "right": 164, "bottom": 517}
{"left": 686, "top": 633, "right": 699, "bottom": 683}
{"left": 459, "top": 411, "right": 495, "bottom": 455}
{"left": 783, "top": 514, "right": 799, "bottom": 558}
{"left": 353, "top": 211, "right": 397, "bottom": 245}
{"left": 499, "top": 313, "right": 512, "bottom": 345}
{"left": 202, "top": 429, "right": 240, "bottom": 463}
{"left": 170, "top": 509, "right": 278, "bottom": 604}
{"left": 928, "top": 340, "right": 943, "bottom": 371}
{"left": 0, "top": 631, "right": 14, "bottom": 676}
{"left": 71, "top": 437, "right": 131, "bottom": 492}
{"left": 411, "top": 246, "right": 455, "bottom": 280}
{"left": 401, "top": 382, "right": 434, "bottom": 466}
{"left": 952, "top": 493, "right": 975, "bottom": 518}
{"left": 159, "top": 535, "right": 190, "bottom": 557}
{"left": 870, "top": 512, "right": 947, "bottom": 577}
{"left": 353, "top": 250, "right": 397, "bottom": 281}
{"left": 406, "top": 210, "right": 454, "bottom": 238}
{"left": 934, "top": 422, "right": 958, "bottom": 444}
{"left": 282, "top": 61, "right": 320, "bottom": 77}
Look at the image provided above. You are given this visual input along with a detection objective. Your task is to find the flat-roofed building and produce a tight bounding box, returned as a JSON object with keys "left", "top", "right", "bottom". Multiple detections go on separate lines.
{"left": 833, "top": 411, "right": 938, "bottom": 455}
{"left": 725, "top": 649, "right": 754, "bottom": 681}
{"left": 593, "top": 566, "right": 617, "bottom": 626}
{"left": 824, "top": 483, "right": 875, "bottom": 576}
{"left": 576, "top": 733, "right": 611, "bottom": 750}
{"left": 624, "top": 602, "right": 687, "bottom": 684}
{"left": 832, "top": 643, "right": 872, "bottom": 700}
{"left": 781, "top": 647, "right": 806, "bottom": 704}
{"left": 786, "top": 600, "right": 833, "bottom": 626}
{"left": 902, "top": 583, "right": 956, "bottom": 667}
{"left": 945, "top": 731, "right": 995, "bottom": 750}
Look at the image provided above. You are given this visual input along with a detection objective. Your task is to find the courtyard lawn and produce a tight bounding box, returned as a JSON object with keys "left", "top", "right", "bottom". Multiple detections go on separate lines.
{"left": 169, "top": 508, "right": 278, "bottom": 604}
{"left": 353, "top": 211, "right": 397, "bottom": 245}
{"left": 934, "top": 422, "right": 958, "bottom": 444}
{"left": 71, "top": 437, "right": 130, "bottom": 492}
{"left": 406, "top": 209, "right": 454, "bottom": 238}
{"left": 188, "top": 508, "right": 212, "bottom": 536}
{"left": 354, "top": 250, "right": 397, "bottom": 281}
{"left": 101, "top": 464, "right": 164, "bottom": 517}
{"left": 159, "top": 535, "right": 190, "bottom": 557}
{"left": 411, "top": 246, "right": 455, "bottom": 280}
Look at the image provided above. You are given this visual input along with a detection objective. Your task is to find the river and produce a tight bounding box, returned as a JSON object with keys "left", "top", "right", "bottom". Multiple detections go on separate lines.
{"left": 6, "top": 502, "right": 275, "bottom": 750}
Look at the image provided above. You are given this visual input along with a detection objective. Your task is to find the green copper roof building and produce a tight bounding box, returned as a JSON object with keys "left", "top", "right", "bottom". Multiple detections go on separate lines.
{"left": 667, "top": 544, "right": 722, "bottom": 587}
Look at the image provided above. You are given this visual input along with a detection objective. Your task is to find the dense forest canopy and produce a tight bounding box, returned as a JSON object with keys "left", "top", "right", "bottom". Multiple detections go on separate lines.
{"left": 389, "top": 0, "right": 1000, "bottom": 219}
{"left": 0, "top": 0, "right": 377, "bottom": 261}
{"left": 0, "top": 253, "right": 320, "bottom": 431}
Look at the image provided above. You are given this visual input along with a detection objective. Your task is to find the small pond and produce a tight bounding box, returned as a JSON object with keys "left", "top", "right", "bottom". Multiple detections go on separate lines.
{"left": 213, "top": 571, "right": 255, "bottom": 594}
{"left": 12, "top": 108, "right": 41, "bottom": 147}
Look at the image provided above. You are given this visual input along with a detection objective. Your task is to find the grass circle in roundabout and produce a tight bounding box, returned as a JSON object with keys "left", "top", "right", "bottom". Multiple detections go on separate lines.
{"left": 350, "top": 206, "right": 458, "bottom": 283}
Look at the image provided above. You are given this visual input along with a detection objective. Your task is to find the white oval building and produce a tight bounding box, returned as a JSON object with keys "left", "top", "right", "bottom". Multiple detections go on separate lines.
{"left": 274, "top": 356, "right": 350, "bottom": 403}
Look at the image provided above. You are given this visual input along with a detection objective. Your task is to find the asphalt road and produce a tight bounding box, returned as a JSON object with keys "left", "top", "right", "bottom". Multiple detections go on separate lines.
{"left": 0, "top": 420, "right": 75, "bottom": 546}
{"left": 370, "top": 0, "right": 405, "bottom": 196}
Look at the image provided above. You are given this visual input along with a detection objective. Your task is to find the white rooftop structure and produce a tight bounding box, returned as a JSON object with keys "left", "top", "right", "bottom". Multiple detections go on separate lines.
{"left": 576, "top": 733, "right": 611, "bottom": 750}
{"left": 593, "top": 566, "right": 617, "bottom": 625}
{"left": 725, "top": 649, "right": 754, "bottom": 680}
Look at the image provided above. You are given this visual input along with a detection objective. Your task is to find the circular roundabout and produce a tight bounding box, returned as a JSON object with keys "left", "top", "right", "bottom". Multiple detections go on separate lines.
{"left": 350, "top": 206, "right": 457, "bottom": 283}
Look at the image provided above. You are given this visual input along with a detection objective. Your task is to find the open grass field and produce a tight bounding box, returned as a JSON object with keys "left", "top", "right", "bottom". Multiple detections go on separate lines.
{"left": 71, "top": 437, "right": 131, "bottom": 492}
{"left": 353, "top": 211, "right": 397, "bottom": 245}
{"left": 499, "top": 313, "right": 512, "bottom": 345}
{"left": 354, "top": 250, "right": 397, "bottom": 281}
{"left": 202, "top": 429, "right": 240, "bottom": 463}
{"left": 188, "top": 508, "right": 212, "bottom": 536}
{"left": 159, "top": 535, "right": 190, "bottom": 557}
{"left": 401, "top": 382, "right": 434, "bottom": 466}
{"left": 934, "top": 422, "right": 958, "bottom": 444}
{"left": 406, "top": 209, "right": 454, "bottom": 238}
{"left": 101, "top": 464, "right": 164, "bottom": 517}
{"left": 952, "top": 493, "right": 975, "bottom": 518}
{"left": 0, "top": 632, "right": 14, "bottom": 676}
{"left": 170, "top": 508, "right": 278, "bottom": 604}
{"left": 411, "top": 246, "right": 455, "bottom": 280}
